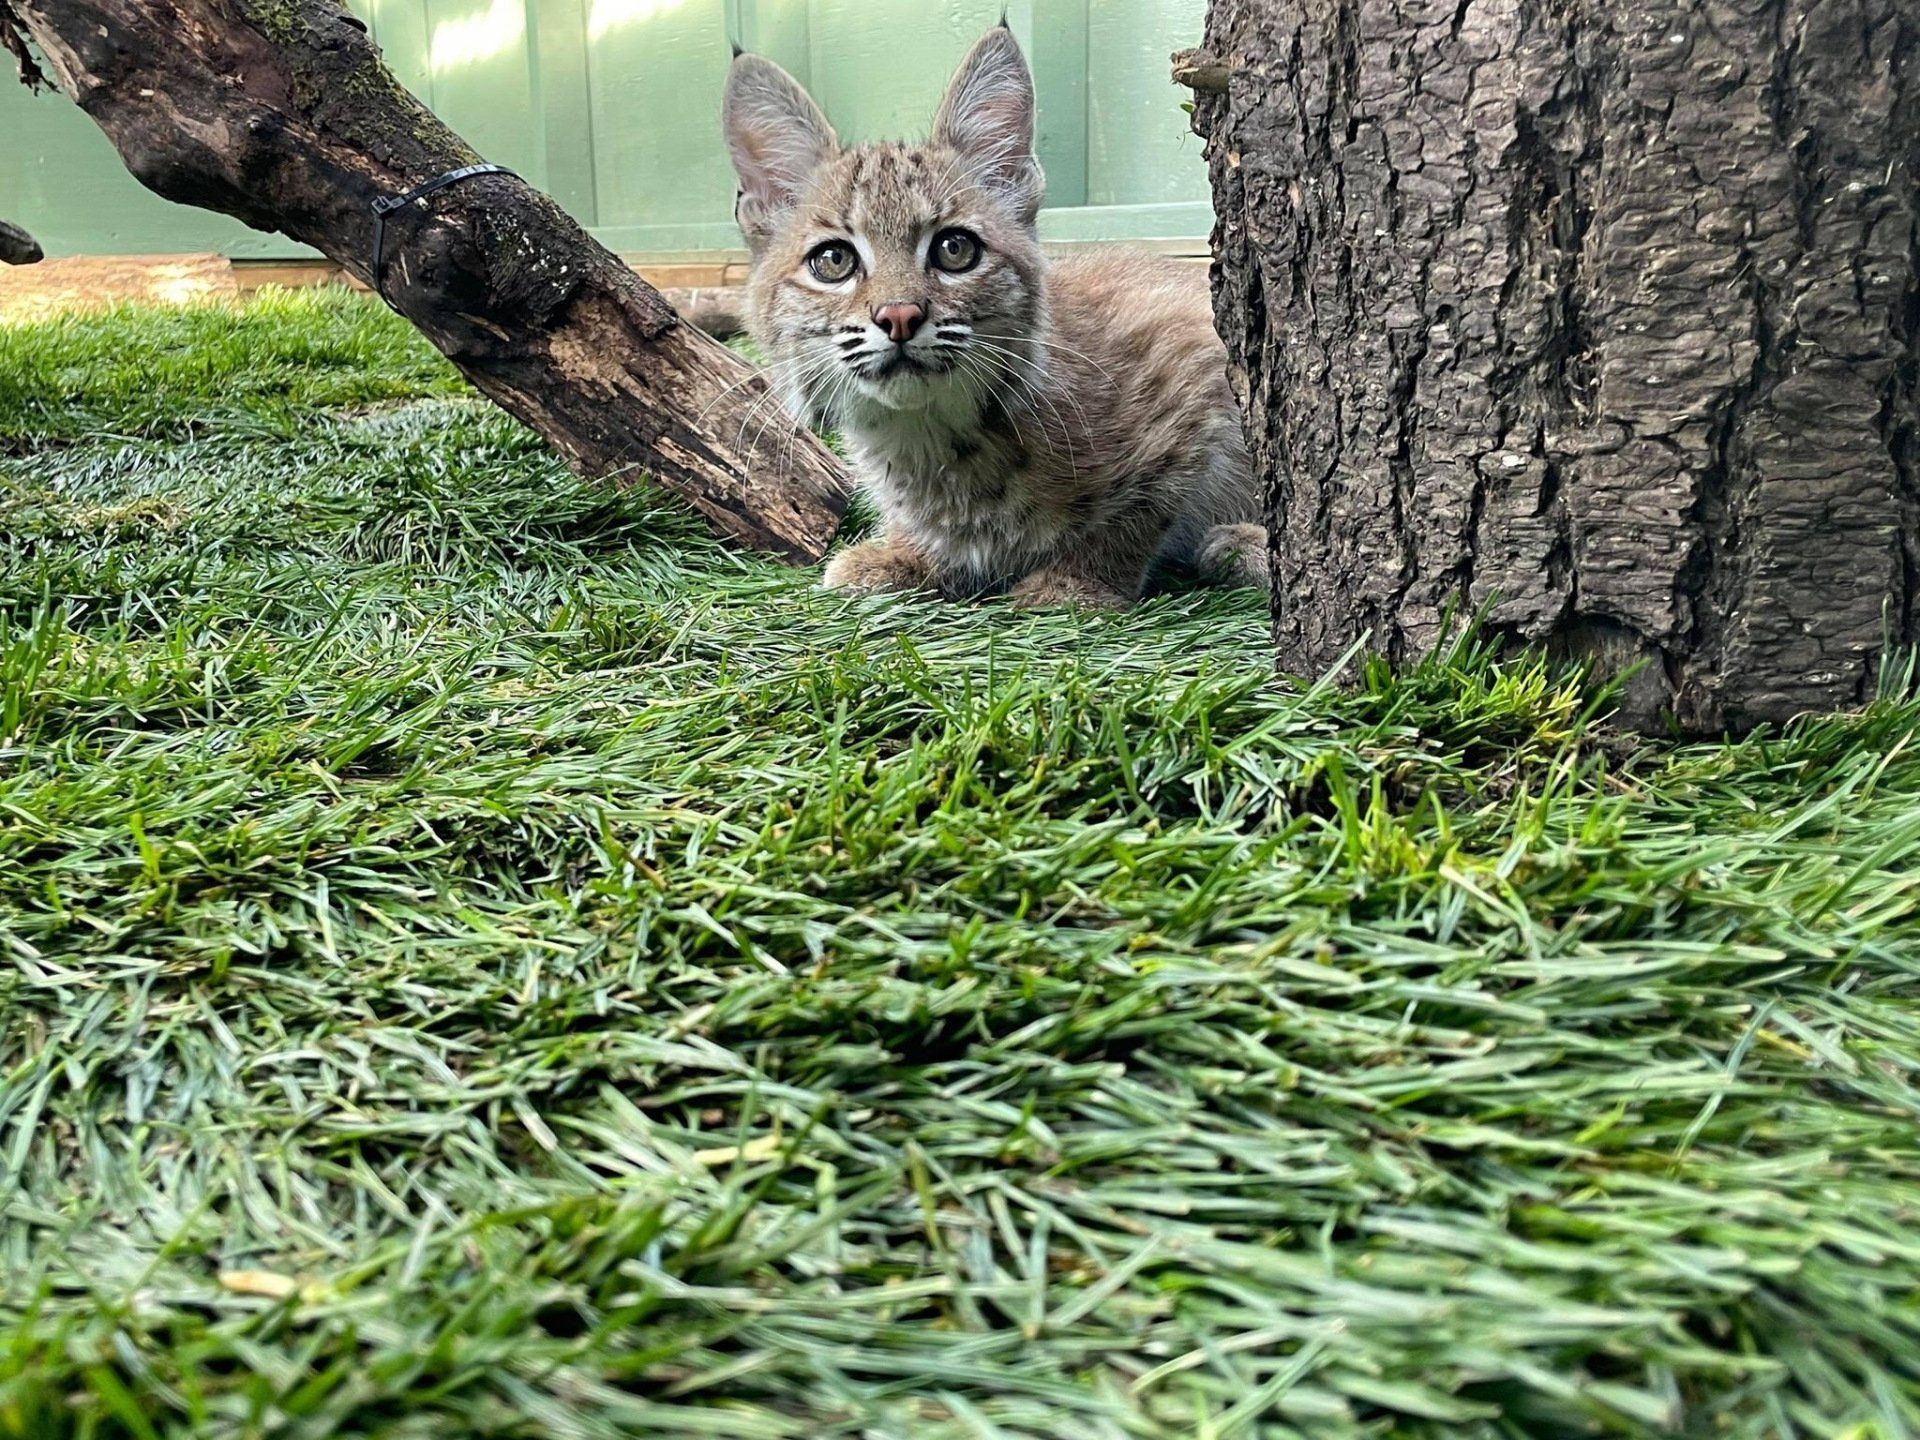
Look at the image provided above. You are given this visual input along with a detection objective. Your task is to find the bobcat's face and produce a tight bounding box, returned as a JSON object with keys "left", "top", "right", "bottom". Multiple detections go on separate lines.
{"left": 751, "top": 146, "right": 1044, "bottom": 413}
{"left": 724, "top": 28, "right": 1047, "bottom": 417}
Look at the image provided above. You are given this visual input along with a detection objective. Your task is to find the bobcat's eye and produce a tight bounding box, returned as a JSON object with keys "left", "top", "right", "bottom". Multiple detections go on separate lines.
{"left": 806, "top": 241, "right": 859, "bottom": 284}
{"left": 930, "top": 228, "right": 983, "bottom": 275}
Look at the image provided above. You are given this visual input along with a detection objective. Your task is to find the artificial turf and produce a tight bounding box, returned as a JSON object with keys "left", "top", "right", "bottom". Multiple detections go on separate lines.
{"left": 2, "top": 289, "right": 1918, "bottom": 1439}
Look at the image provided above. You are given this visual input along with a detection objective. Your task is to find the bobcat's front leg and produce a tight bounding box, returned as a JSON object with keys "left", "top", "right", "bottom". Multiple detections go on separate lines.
{"left": 822, "top": 530, "right": 936, "bottom": 595}
{"left": 1007, "top": 515, "right": 1160, "bottom": 610}
{"left": 1006, "top": 569, "right": 1132, "bottom": 610}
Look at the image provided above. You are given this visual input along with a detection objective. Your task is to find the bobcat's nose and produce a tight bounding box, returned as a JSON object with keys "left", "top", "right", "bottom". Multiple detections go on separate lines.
{"left": 872, "top": 301, "right": 927, "bottom": 345}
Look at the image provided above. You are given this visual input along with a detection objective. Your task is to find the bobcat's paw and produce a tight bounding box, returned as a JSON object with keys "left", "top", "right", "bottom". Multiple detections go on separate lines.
{"left": 1007, "top": 570, "right": 1132, "bottom": 610}
{"left": 1196, "top": 523, "right": 1269, "bottom": 589}
{"left": 822, "top": 538, "right": 932, "bottom": 595}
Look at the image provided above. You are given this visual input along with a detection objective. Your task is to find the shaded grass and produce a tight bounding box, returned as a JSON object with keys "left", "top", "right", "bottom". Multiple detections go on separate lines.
{"left": 2, "top": 289, "right": 1919, "bottom": 1439}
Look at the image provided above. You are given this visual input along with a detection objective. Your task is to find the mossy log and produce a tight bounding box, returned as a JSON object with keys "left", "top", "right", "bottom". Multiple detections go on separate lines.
{"left": 0, "top": 0, "right": 845, "bottom": 560}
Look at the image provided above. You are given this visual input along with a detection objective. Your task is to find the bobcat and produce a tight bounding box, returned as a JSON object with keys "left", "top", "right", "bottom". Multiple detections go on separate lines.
{"left": 722, "top": 26, "right": 1263, "bottom": 608}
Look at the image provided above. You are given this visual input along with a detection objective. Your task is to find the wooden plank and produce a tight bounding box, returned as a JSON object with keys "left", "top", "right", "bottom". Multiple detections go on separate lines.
{"left": 231, "top": 260, "right": 357, "bottom": 291}
{"left": 13, "top": 243, "right": 1199, "bottom": 327}
{"left": 238, "top": 256, "right": 756, "bottom": 292}
{"left": 1037, "top": 200, "right": 1212, "bottom": 242}
{"left": 630, "top": 261, "right": 735, "bottom": 287}
{"left": 0, "top": 253, "right": 238, "bottom": 324}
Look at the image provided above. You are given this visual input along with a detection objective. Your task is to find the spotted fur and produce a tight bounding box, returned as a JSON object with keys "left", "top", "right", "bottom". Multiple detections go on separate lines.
{"left": 722, "top": 27, "right": 1263, "bottom": 607}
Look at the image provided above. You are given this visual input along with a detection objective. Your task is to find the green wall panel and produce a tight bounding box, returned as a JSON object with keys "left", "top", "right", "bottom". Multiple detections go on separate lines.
{"left": 361, "top": 0, "right": 435, "bottom": 105}
{"left": 585, "top": 0, "right": 736, "bottom": 235}
{"left": 0, "top": 83, "right": 286, "bottom": 259}
{"left": 419, "top": 0, "right": 546, "bottom": 182}
{"left": 1087, "top": 0, "right": 1209, "bottom": 207}
{"left": 0, "top": 0, "right": 1209, "bottom": 260}
{"left": 797, "top": 1, "right": 1009, "bottom": 145}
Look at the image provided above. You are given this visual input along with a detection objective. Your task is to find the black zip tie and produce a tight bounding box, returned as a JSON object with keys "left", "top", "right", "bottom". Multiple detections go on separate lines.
{"left": 369, "top": 163, "right": 516, "bottom": 299}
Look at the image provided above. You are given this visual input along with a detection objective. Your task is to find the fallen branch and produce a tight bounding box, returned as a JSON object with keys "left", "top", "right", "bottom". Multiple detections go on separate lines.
{"left": 0, "top": 0, "right": 845, "bottom": 560}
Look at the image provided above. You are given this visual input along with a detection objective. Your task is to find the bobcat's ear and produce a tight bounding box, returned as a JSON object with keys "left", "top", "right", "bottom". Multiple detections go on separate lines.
{"left": 724, "top": 54, "right": 838, "bottom": 246}
{"left": 933, "top": 28, "right": 1043, "bottom": 223}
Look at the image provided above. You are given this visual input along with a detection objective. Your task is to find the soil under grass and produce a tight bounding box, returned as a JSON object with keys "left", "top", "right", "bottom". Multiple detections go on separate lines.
{"left": 3, "top": 290, "right": 1919, "bottom": 1438}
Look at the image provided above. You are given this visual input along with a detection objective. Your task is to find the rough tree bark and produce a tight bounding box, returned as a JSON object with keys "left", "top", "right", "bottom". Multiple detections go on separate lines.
{"left": 1190, "top": 0, "right": 1918, "bottom": 731}
{"left": 0, "top": 0, "right": 845, "bottom": 560}
{"left": 0, "top": 218, "right": 41, "bottom": 264}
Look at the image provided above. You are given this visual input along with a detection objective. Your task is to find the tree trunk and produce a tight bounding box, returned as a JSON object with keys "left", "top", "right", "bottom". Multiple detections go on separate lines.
{"left": 0, "top": 0, "right": 845, "bottom": 562}
{"left": 0, "top": 218, "right": 41, "bottom": 264}
{"left": 1190, "top": 0, "right": 1918, "bottom": 732}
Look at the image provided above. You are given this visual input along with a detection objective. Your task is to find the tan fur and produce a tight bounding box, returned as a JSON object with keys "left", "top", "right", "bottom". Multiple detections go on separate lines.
{"left": 723, "top": 31, "right": 1262, "bottom": 606}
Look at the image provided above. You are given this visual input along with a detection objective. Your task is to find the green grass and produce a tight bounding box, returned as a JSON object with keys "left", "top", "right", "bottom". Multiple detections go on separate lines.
{"left": 3, "top": 288, "right": 1919, "bottom": 1439}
